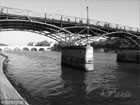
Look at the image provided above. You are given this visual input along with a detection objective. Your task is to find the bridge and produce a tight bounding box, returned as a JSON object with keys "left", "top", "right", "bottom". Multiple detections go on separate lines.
{"left": 0, "top": 46, "right": 51, "bottom": 51}
{"left": 0, "top": 6, "right": 140, "bottom": 48}
{"left": 0, "top": 6, "right": 139, "bottom": 105}
{"left": 0, "top": 6, "right": 140, "bottom": 71}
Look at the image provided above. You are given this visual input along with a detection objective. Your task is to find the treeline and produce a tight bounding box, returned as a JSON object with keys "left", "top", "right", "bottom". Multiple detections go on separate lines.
{"left": 28, "top": 40, "right": 51, "bottom": 46}
{"left": 0, "top": 43, "right": 8, "bottom": 46}
{"left": 52, "top": 37, "right": 136, "bottom": 51}
{"left": 91, "top": 38, "right": 131, "bottom": 50}
{"left": 30, "top": 38, "right": 137, "bottom": 51}
{"left": 51, "top": 42, "right": 64, "bottom": 51}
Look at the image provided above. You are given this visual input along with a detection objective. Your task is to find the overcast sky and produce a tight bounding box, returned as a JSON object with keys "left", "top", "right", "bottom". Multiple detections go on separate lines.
{"left": 0, "top": 0, "right": 140, "bottom": 45}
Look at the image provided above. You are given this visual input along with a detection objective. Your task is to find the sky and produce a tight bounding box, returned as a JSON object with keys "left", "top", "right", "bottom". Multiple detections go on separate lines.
{"left": 0, "top": 0, "right": 140, "bottom": 45}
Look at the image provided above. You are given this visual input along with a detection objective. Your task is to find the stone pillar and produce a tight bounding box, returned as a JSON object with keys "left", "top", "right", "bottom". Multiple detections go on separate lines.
{"left": 117, "top": 49, "right": 140, "bottom": 63}
{"left": 61, "top": 45, "right": 94, "bottom": 71}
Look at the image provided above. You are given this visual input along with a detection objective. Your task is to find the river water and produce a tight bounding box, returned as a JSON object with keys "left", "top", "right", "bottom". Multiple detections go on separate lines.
{"left": 4, "top": 51, "right": 140, "bottom": 105}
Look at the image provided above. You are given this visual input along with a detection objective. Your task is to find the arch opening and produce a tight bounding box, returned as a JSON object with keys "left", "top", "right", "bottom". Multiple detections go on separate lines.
{"left": 4, "top": 48, "right": 11, "bottom": 51}
{"left": 13, "top": 47, "right": 20, "bottom": 51}
{"left": 22, "top": 47, "right": 29, "bottom": 51}
{"left": 39, "top": 48, "right": 45, "bottom": 51}
{"left": 0, "top": 28, "right": 66, "bottom": 43}
{"left": 31, "top": 48, "right": 37, "bottom": 51}
{"left": 98, "top": 32, "right": 140, "bottom": 48}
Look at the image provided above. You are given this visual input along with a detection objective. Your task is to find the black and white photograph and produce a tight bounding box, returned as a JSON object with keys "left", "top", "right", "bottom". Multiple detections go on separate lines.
{"left": 0, "top": 0, "right": 140, "bottom": 105}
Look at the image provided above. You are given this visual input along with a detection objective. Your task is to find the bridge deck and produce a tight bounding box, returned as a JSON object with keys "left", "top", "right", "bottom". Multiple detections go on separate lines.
{"left": 0, "top": 6, "right": 140, "bottom": 47}
{"left": 0, "top": 6, "right": 140, "bottom": 35}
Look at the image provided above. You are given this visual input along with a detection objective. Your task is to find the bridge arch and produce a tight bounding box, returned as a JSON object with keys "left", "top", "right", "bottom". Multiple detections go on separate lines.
{"left": 22, "top": 47, "right": 29, "bottom": 51}
{"left": 75, "top": 31, "right": 140, "bottom": 48}
{"left": 0, "top": 19, "right": 72, "bottom": 43}
{"left": 13, "top": 47, "right": 21, "bottom": 51}
{"left": 64, "top": 26, "right": 107, "bottom": 35}
{"left": 0, "top": 29, "right": 64, "bottom": 42}
{"left": 98, "top": 31, "right": 140, "bottom": 48}
{"left": 4, "top": 47, "right": 11, "bottom": 51}
{"left": 63, "top": 26, "right": 108, "bottom": 43}
{"left": 39, "top": 48, "right": 45, "bottom": 51}
{"left": 31, "top": 48, "right": 37, "bottom": 51}
{"left": 0, "top": 19, "right": 72, "bottom": 34}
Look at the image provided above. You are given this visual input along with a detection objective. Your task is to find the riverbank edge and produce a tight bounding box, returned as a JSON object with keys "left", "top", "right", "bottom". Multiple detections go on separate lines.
{"left": 0, "top": 52, "right": 29, "bottom": 105}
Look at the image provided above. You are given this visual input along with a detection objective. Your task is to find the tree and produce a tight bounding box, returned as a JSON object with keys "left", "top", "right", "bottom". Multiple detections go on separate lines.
{"left": 91, "top": 37, "right": 134, "bottom": 49}
{"left": 35, "top": 40, "right": 50, "bottom": 46}
{"left": 0, "top": 43, "right": 8, "bottom": 46}
{"left": 28, "top": 42, "right": 35, "bottom": 46}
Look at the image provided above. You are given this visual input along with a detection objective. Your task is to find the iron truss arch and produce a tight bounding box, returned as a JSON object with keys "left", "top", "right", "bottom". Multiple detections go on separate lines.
{"left": 64, "top": 25, "right": 108, "bottom": 36}
{"left": 0, "top": 19, "right": 72, "bottom": 34}
{"left": 75, "top": 31, "right": 140, "bottom": 48}
{"left": 0, "top": 19, "right": 73, "bottom": 43}
{"left": 97, "top": 31, "right": 140, "bottom": 48}
{"left": 0, "top": 28, "right": 67, "bottom": 42}
{"left": 63, "top": 25, "right": 108, "bottom": 44}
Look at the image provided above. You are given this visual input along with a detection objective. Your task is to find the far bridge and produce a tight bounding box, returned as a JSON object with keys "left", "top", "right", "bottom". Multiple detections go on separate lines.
{"left": 0, "top": 46, "right": 51, "bottom": 51}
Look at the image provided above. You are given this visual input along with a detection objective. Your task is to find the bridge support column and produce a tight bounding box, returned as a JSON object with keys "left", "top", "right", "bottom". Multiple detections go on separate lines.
{"left": 117, "top": 49, "right": 140, "bottom": 63}
{"left": 61, "top": 45, "right": 94, "bottom": 71}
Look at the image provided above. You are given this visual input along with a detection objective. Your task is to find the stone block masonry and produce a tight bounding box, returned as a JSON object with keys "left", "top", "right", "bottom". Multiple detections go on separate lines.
{"left": 117, "top": 49, "right": 140, "bottom": 63}
{"left": 61, "top": 45, "right": 94, "bottom": 71}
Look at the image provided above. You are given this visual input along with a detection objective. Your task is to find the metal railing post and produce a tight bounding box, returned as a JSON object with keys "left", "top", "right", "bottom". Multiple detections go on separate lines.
{"left": 45, "top": 13, "right": 47, "bottom": 23}
{"left": 61, "top": 15, "right": 63, "bottom": 28}
{"left": 75, "top": 17, "right": 77, "bottom": 24}
{"left": 6, "top": 7, "right": 8, "bottom": 19}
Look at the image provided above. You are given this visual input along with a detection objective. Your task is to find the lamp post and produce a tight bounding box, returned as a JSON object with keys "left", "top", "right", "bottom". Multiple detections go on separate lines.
{"left": 86, "top": 6, "right": 89, "bottom": 45}
{"left": 86, "top": 6, "right": 89, "bottom": 25}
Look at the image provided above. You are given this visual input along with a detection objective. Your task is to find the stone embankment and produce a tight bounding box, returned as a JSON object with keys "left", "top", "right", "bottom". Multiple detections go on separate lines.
{"left": 0, "top": 52, "right": 29, "bottom": 105}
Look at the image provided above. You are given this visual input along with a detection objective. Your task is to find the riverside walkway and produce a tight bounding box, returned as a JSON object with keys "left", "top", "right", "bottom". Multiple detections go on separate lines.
{"left": 0, "top": 53, "right": 29, "bottom": 105}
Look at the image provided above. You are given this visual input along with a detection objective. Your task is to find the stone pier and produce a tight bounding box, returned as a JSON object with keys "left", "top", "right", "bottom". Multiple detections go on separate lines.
{"left": 61, "top": 45, "right": 94, "bottom": 71}
{"left": 117, "top": 49, "right": 140, "bottom": 63}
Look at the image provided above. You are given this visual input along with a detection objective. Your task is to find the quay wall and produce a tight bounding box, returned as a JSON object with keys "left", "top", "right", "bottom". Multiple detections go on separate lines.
{"left": 117, "top": 49, "right": 140, "bottom": 63}
{"left": 61, "top": 45, "right": 94, "bottom": 71}
{"left": 0, "top": 53, "right": 29, "bottom": 105}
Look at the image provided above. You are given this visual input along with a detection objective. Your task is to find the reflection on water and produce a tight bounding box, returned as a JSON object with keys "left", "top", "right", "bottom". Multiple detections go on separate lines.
{"left": 5, "top": 51, "right": 140, "bottom": 105}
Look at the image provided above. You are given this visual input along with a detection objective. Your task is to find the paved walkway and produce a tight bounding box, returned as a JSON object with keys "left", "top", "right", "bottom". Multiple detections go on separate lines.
{"left": 0, "top": 53, "right": 29, "bottom": 105}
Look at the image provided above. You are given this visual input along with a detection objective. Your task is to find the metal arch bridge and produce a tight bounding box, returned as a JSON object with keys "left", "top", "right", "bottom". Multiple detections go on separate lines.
{"left": 0, "top": 6, "right": 140, "bottom": 48}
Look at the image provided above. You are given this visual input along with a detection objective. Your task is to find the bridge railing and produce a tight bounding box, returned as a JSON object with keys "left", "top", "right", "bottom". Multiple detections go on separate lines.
{"left": 0, "top": 6, "right": 140, "bottom": 33}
